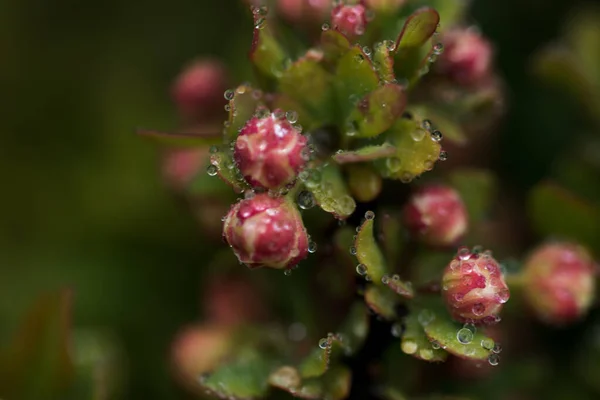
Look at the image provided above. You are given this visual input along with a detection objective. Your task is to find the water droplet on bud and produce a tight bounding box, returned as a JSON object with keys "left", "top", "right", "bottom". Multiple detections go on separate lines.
{"left": 308, "top": 241, "right": 317, "bottom": 253}
{"left": 364, "top": 210, "right": 375, "bottom": 220}
{"left": 433, "top": 42, "right": 444, "bottom": 54}
{"left": 457, "top": 328, "right": 474, "bottom": 344}
{"left": 285, "top": 110, "right": 298, "bottom": 123}
{"left": 297, "top": 191, "right": 315, "bottom": 210}
{"left": 206, "top": 165, "right": 218, "bottom": 176}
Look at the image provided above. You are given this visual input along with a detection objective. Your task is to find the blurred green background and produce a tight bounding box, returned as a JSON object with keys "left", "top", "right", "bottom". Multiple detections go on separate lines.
{"left": 0, "top": 0, "right": 598, "bottom": 398}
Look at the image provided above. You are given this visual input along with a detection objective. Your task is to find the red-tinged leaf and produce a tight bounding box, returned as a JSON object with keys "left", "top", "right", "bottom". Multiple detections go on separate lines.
{"left": 298, "top": 334, "right": 346, "bottom": 378}
{"left": 0, "top": 290, "right": 74, "bottom": 400}
{"left": 137, "top": 126, "right": 222, "bottom": 147}
{"left": 304, "top": 163, "right": 356, "bottom": 219}
{"left": 401, "top": 313, "right": 448, "bottom": 362}
{"left": 250, "top": 12, "right": 288, "bottom": 83}
{"left": 373, "top": 41, "right": 395, "bottom": 83}
{"left": 364, "top": 285, "right": 397, "bottom": 320}
{"left": 321, "top": 29, "right": 351, "bottom": 66}
{"left": 333, "top": 143, "right": 397, "bottom": 164}
{"left": 354, "top": 217, "right": 388, "bottom": 283}
{"left": 347, "top": 84, "right": 407, "bottom": 138}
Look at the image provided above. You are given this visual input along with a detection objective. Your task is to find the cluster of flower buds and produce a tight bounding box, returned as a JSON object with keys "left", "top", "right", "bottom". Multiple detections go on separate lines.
{"left": 330, "top": 1, "right": 368, "bottom": 40}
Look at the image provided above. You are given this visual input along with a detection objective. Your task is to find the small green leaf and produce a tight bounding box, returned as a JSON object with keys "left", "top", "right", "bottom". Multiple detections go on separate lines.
{"left": 347, "top": 84, "right": 407, "bottom": 138}
{"left": 321, "top": 29, "right": 351, "bottom": 66}
{"left": 250, "top": 13, "right": 288, "bottom": 84}
{"left": 380, "top": 212, "right": 404, "bottom": 269}
{"left": 337, "top": 302, "right": 370, "bottom": 355}
{"left": 271, "top": 366, "right": 351, "bottom": 400}
{"left": 375, "top": 118, "right": 441, "bottom": 181}
{"left": 209, "top": 146, "right": 250, "bottom": 193}
{"left": 137, "top": 126, "right": 222, "bottom": 147}
{"left": 394, "top": 8, "right": 440, "bottom": 81}
{"left": 298, "top": 335, "right": 346, "bottom": 379}
{"left": 364, "top": 285, "right": 397, "bottom": 320}
{"left": 383, "top": 275, "right": 415, "bottom": 299}
{"left": 0, "top": 290, "right": 74, "bottom": 400}
{"left": 373, "top": 41, "right": 395, "bottom": 83}
{"left": 333, "top": 143, "right": 397, "bottom": 164}
{"left": 335, "top": 46, "right": 380, "bottom": 121}
{"left": 279, "top": 57, "right": 334, "bottom": 124}
{"left": 422, "top": 309, "right": 495, "bottom": 361}
{"left": 422, "top": 107, "right": 467, "bottom": 145}
{"left": 354, "top": 218, "right": 388, "bottom": 283}
{"left": 401, "top": 313, "right": 448, "bottom": 362}
{"left": 528, "top": 182, "right": 600, "bottom": 251}
{"left": 304, "top": 164, "right": 356, "bottom": 219}
{"left": 224, "top": 84, "right": 262, "bottom": 142}
{"left": 448, "top": 168, "right": 497, "bottom": 224}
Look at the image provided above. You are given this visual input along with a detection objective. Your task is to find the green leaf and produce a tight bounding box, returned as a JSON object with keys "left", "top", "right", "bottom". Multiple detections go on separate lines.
{"left": 364, "top": 285, "right": 397, "bottom": 320}
{"left": 380, "top": 212, "right": 404, "bottom": 269}
{"left": 422, "top": 308, "right": 495, "bottom": 361}
{"left": 373, "top": 41, "right": 395, "bottom": 83}
{"left": 335, "top": 46, "right": 380, "bottom": 123}
{"left": 401, "top": 313, "right": 448, "bottom": 362}
{"left": 337, "top": 302, "right": 370, "bottom": 355}
{"left": 394, "top": 8, "right": 440, "bottom": 81}
{"left": 421, "top": 107, "right": 467, "bottom": 145}
{"left": 304, "top": 164, "right": 356, "bottom": 219}
{"left": 209, "top": 146, "right": 250, "bottom": 193}
{"left": 408, "top": 0, "right": 468, "bottom": 27}
{"left": 137, "top": 126, "right": 221, "bottom": 147}
{"left": 347, "top": 84, "right": 407, "bottom": 138}
{"left": 250, "top": 13, "right": 288, "bottom": 84}
{"left": 383, "top": 275, "right": 415, "bottom": 299}
{"left": 0, "top": 290, "right": 74, "bottom": 400}
{"left": 354, "top": 217, "right": 388, "bottom": 283}
{"left": 527, "top": 181, "right": 600, "bottom": 251}
{"left": 298, "top": 334, "right": 346, "bottom": 379}
{"left": 271, "top": 366, "right": 351, "bottom": 400}
{"left": 224, "top": 84, "right": 262, "bottom": 142}
{"left": 278, "top": 57, "right": 334, "bottom": 124}
{"left": 375, "top": 118, "right": 442, "bottom": 181}
{"left": 333, "top": 143, "right": 397, "bottom": 164}
{"left": 321, "top": 29, "right": 351, "bottom": 66}
{"left": 448, "top": 168, "right": 497, "bottom": 224}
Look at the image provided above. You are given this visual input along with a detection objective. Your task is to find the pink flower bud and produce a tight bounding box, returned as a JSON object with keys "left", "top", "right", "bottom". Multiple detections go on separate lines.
{"left": 436, "top": 28, "right": 493, "bottom": 85}
{"left": 403, "top": 185, "right": 468, "bottom": 247}
{"left": 162, "top": 148, "right": 208, "bottom": 190}
{"left": 278, "top": 0, "right": 331, "bottom": 24}
{"left": 203, "top": 275, "right": 268, "bottom": 325}
{"left": 522, "top": 242, "right": 596, "bottom": 325}
{"left": 234, "top": 111, "right": 308, "bottom": 190}
{"left": 442, "top": 248, "right": 510, "bottom": 324}
{"left": 331, "top": 3, "right": 368, "bottom": 40}
{"left": 223, "top": 193, "right": 309, "bottom": 270}
{"left": 171, "top": 59, "right": 229, "bottom": 122}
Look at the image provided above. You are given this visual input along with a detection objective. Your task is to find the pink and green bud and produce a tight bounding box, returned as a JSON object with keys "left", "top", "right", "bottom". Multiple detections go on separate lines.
{"left": 203, "top": 275, "right": 268, "bottom": 326}
{"left": 436, "top": 28, "right": 493, "bottom": 85}
{"left": 403, "top": 185, "right": 468, "bottom": 247}
{"left": 522, "top": 242, "right": 596, "bottom": 325}
{"left": 442, "top": 248, "right": 510, "bottom": 324}
{"left": 171, "top": 59, "right": 229, "bottom": 122}
{"left": 330, "top": 2, "right": 368, "bottom": 40}
{"left": 162, "top": 148, "right": 208, "bottom": 191}
{"left": 223, "top": 193, "right": 309, "bottom": 270}
{"left": 278, "top": 0, "right": 331, "bottom": 24}
{"left": 234, "top": 111, "right": 308, "bottom": 190}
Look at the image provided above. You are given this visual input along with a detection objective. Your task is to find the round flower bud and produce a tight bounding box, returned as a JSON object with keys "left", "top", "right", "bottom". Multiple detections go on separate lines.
{"left": 278, "top": 0, "right": 331, "bottom": 25}
{"left": 522, "top": 242, "right": 596, "bottom": 325}
{"left": 442, "top": 248, "right": 510, "bottom": 324}
{"left": 223, "top": 193, "right": 309, "bottom": 270}
{"left": 330, "top": 3, "right": 368, "bottom": 40}
{"left": 436, "top": 28, "right": 493, "bottom": 85}
{"left": 403, "top": 185, "right": 468, "bottom": 247}
{"left": 234, "top": 111, "right": 308, "bottom": 190}
{"left": 162, "top": 148, "right": 208, "bottom": 191}
{"left": 171, "top": 59, "right": 229, "bottom": 122}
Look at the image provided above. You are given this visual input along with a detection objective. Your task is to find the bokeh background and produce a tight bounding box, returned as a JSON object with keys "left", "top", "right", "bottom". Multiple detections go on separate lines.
{"left": 1, "top": 0, "right": 599, "bottom": 398}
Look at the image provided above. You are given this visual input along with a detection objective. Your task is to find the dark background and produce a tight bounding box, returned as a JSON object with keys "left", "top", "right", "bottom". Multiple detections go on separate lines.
{"left": 0, "top": 0, "right": 598, "bottom": 397}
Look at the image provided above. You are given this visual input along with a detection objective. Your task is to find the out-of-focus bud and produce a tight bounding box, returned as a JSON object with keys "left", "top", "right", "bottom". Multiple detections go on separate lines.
{"left": 364, "top": 0, "right": 404, "bottom": 13}
{"left": 442, "top": 247, "right": 510, "bottom": 324}
{"left": 223, "top": 193, "right": 309, "bottom": 270}
{"left": 171, "top": 59, "right": 229, "bottom": 122}
{"left": 171, "top": 324, "right": 232, "bottom": 386}
{"left": 346, "top": 164, "right": 382, "bottom": 203}
{"left": 162, "top": 148, "right": 208, "bottom": 191}
{"left": 234, "top": 111, "right": 308, "bottom": 190}
{"left": 403, "top": 185, "right": 468, "bottom": 247}
{"left": 203, "top": 275, "right": 267, "bottom": 325}
{"left": 331, "top": 3, "right": 368, "bottom": 40}
{"left": 436, "top": 28, "right": 493, "bottom": 86}
{"left": 522, "top": 242, "right": 596, "bottom": 325}
{"left": 278, "top": 0, "right": 331, "bottom": 25}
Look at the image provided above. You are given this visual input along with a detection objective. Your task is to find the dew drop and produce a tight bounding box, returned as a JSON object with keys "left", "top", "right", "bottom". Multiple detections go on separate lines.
{"left": 391, "top": 323, "right": 402, "bottom": 337}
{"left": 419, "top": 348, "right": 434, "bottom": 360}
{"left": 255, "top": 17, "right": 266, "bottom": 29}
{"left": 481, "top": 338, "right": 494, "bottom": 350}
{"left": 418, "top": 309, "right": 435, "bottom": 326}
{"left": 297, "top": 190, "right": 316, "bottom": 210}
{"left": 349, "top": 246, "right": 357, "bottom": 255}
{"left": 457, "top": 246, "right": 471, "bottom": 260}
{"left": 492, "top": 343, "right": 502, "bottom": 354}
{"left": 308, "top": 241, "right": 317, "bottom": 254}
{"left": 439, "top": 150, "right": 448, "bottom": 161}
{"left": 286, "top": 110, "right": 298, "bottom": 123}
{"left": 354, "top": 54, "right": 364, "bottom": 63}
{"left": 401, "top": 340, "right": 417, "bottom": 354}
{"left": 284, "top": 269, "right": 292, "bottom": 276}
{"left": 356, "top": 264, "right": 367, "bottom": 276}
{"left": 386, "top": 157, "right": 402, "bottom": 172}
{"left": 497, "top": 289, "right": 510, "bottom": 304}
{"left": 431, "top": 130, "right": 443, "bottom": 142}
{"left": 209, "top": 145, "right": 219, "bottom": 154}
{"left": 472, "top": 303, "right": 486, "bottom": 316}
{"left": 431, "top": 341, "right": 441, "bottom": 350}
{"left": 488, "top": 353, "right": 499, "bottom": 366}
{"left": 206, "top": 164, "right": 218, "bottom": 176}
{"left": 322, "top": 23, "right": 330, "bottom": 31}
{"left": 456, "top": 328, "right": 474, "bottom": 344}
{"left": 411, "top": 128, "right": 426, "bottom": 142}
{"left": 362, "top": 46, "right": 372, "bottom": 56}
{"left": 224, "top": 104, "right": 231, "bottom": 112}
{"left": 224, "top": 89, "right": 235, "bottom": 101}
{"left": 381, "top": 274, "right": 390, "bottom": 284}
{"left": 365, "top": 210, "right": 375, "bottom": 220}
{"left": 421, "top": 119, "right": 432, "bottom": 131}
{"left": 433, "top": 42, "right": 444, "bottom": 54}
{"left": 318, "top": 338, "right": 328, "bottom": 349}
{"left": 400, "top": 172, "right": 413, "bottom": 183}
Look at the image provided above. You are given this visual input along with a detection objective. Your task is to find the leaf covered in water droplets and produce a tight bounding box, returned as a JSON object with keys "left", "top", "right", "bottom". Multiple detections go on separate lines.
{"left": 303, "top": 164, "right": 356, "bottom": 219}
{"left": 224, "top": 84, "right": 263, "bottom": 142}
{"left": 270, "top": 365, "right": 351, "bottom": 400}
{"left": 209, "top": 146, "right": 250, "bottom": 193}
{"left": 298, "top": 334, "right": 346, "bottom": 378}
{"left": 333, "top": 143, "right": 397, "bottom": 164}
{"left": 375, "top": 118, "right": 442, "bottom": 181}
{"left": 422, "top": 107, "right": 467, "bottom": 145}
{"left": 364, "top": 285, "right": 397, "bottom": 320}
{"left": 401, "top": 313, "right": 448, "bottom": 362}
{"left": 373, "top": 41, "right": 395, "bottom": 83}
{"left": 137, "top": 126, "right": 222, "bottom": 147}
{"left": 250, "top": 11, "right": 288, "bottom": 85}
{"left": 346, "top": 84, "right": 407, "bottom": 138}
{"left": 354, "top": 218, "right": 389, "bottom": 284}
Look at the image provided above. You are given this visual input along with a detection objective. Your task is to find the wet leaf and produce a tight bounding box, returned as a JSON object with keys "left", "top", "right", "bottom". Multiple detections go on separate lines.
{"left": 335, "top": 46, "right": 380, "bottom": 121}
{"left": 321, "top": 29, "right": 351, "bottom": 66}
{"left": 209, "top": 146, "right": 250, "bottom": 193}
{"left": 347, "top": 84, "right": 407, "bottom": 138}
{"left": 337, "top": 302, "right": 370, "bottom": 355}
{"left": 384, "top": 276, "right": 415, "bottom": 299}
{"left": 373, "top": 41, "right": 395, "bottom": 83}
{"left": 333, "top": 143, "right": 397, "bottom": 164}
{"left": 375, "top": 118, "right": 442, "bottom": 181}
{"left": 224, "top": 84, "right": 262, "bottom": 142}
{"left": 448, "top": 168, "right": 497, "bottom": 224}
{"left": 250, "top": 13, "right": 288, "bottom": 84}
{"left": 354, "top": 217, "right": 388, "bottom": 283}
{"left": 272, "top": 365, "right": 351, "bottom": 400}
{"left": 401, "top": 313, "right": 448, "bottom": 362}
{"left": 279, "top": 57, "right": 334, "bottom": 124}
{"left": 422, "top": 309, "right": 495, "bottom": 361}
{"left": 298, "top": 334, "right": 346, "bottom": 379}
{"left": 364, "top": 285, "right": 397, "bottom": 320}
{"left": 0, "top": 290, "right": 74, "bottom": 400}
{"left": 137, "top": 126, "right": 222, "bottom": 147}
{"left": 304, "top": 164, "right": 356, "bottom": 219}
{"left": 528, "top": 182, "right": 600, "bottom": 251}
{"left": 422, "top": 107, "right": 467, "bottom": 145}
{"left": 346, "top": 164, "right": 383, "bottom": 203}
